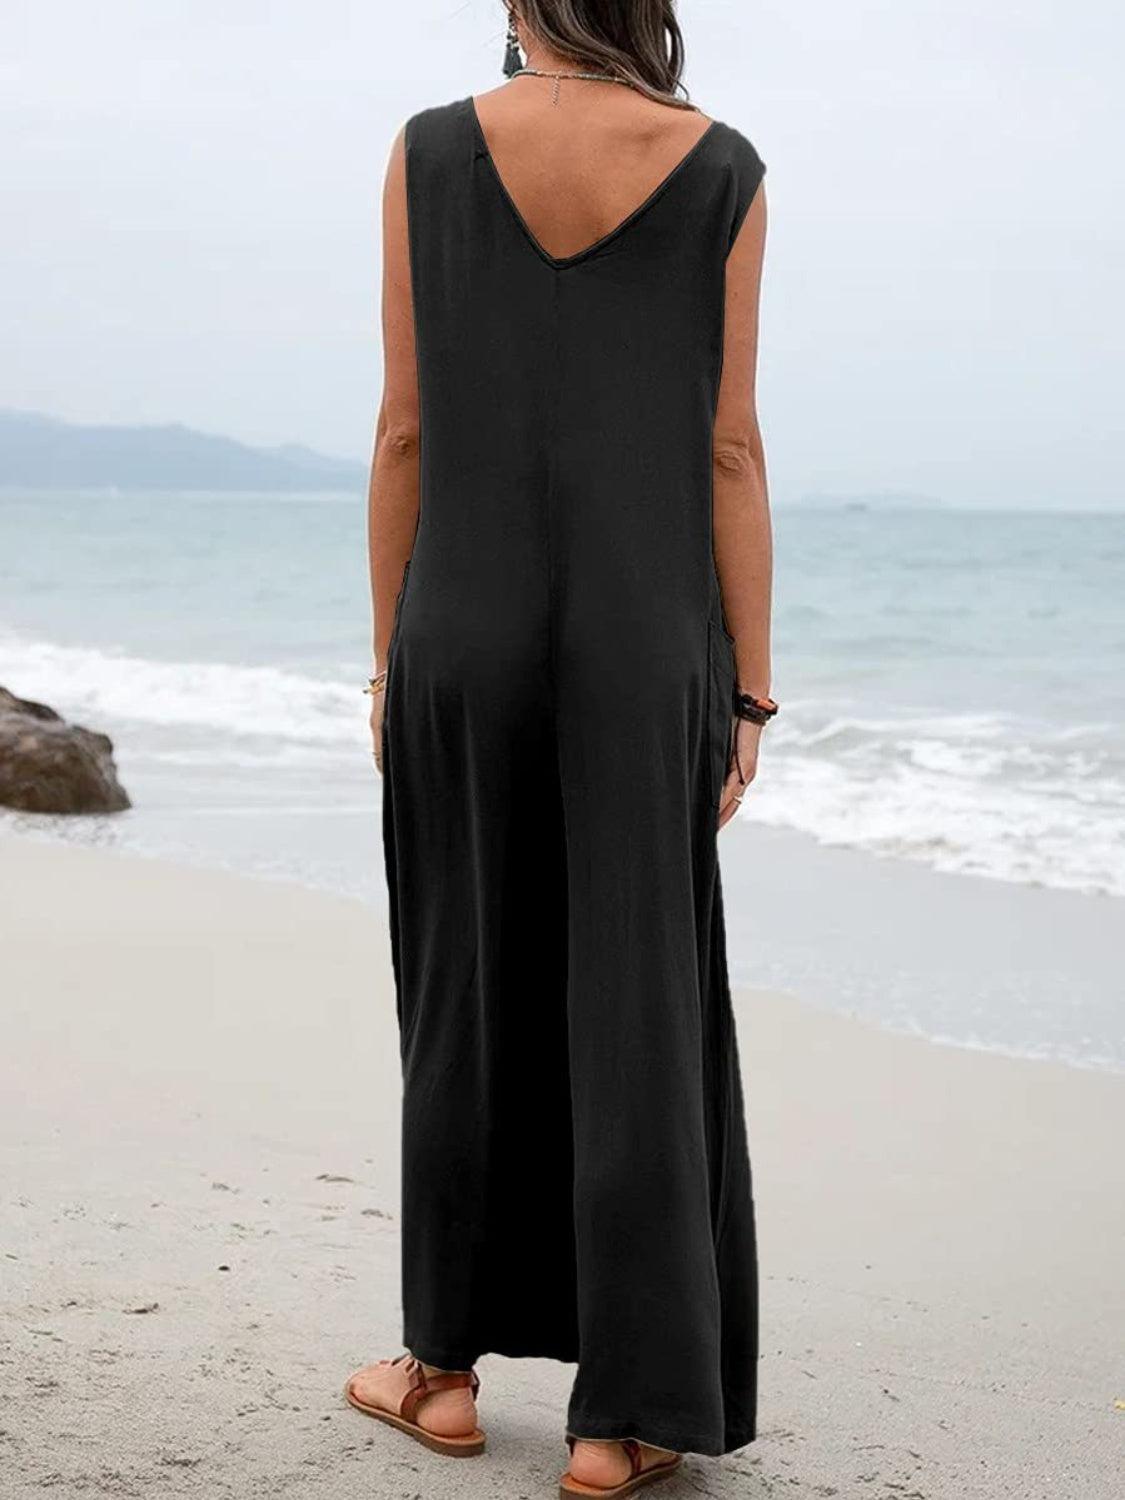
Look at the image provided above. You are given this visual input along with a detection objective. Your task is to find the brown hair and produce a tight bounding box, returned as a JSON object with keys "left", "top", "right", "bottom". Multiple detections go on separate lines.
{"left": 511, "top": 1, "right": 692, "bottom": 108}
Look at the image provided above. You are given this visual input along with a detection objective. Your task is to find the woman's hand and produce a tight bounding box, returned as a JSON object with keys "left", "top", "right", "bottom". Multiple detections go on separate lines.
{"left": 370, "top": 692, "right": 386, "bottom": 775}
{"left": 718, "top": 719, "right": 763, "bottom": 830}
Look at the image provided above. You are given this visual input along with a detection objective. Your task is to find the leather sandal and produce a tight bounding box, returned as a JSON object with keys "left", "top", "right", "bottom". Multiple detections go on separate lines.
{"left": 344, "top": 1354, "right": 485, "bottom": 1457}
{"left": 559, "top": 1436, "right": 683, "bottom": 1497}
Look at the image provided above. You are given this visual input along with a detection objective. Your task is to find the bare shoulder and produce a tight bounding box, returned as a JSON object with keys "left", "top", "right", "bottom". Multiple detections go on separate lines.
{"left": 634, "top": 98, "right": 714, "bottom": 152}
{"left": 585, "top": 90, "right": 712, "bottom": 151}
{"left": 477, "top": 78, "right": 710, "bottom": 151}
{"left": 473, "top": 82, "right": 512, "bottom": 110}
{"left": 381, "top": 125, "right": 407, "bottom": 203}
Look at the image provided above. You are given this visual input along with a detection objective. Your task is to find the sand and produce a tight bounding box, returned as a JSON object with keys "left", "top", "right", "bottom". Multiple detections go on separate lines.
{"left": 1, "top": 834, "right": 1122, "bottom": 1498}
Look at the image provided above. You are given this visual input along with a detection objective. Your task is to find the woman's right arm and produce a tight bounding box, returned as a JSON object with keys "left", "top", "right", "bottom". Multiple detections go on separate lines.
{"left": 711, "top": 184, "right": 772, "bottom": 827}
{"left": 368, "top": 128, "right": 420, "bottom": 766}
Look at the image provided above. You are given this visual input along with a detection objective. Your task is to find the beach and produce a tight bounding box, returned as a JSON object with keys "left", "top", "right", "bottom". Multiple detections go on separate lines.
{"left": 7, "top": 1, "right": 1125, "bottom": 1489}
{"left": 4, "top": 496, "right": 1125, "bottom": 1073}
{"left": 3, "top": 832, "right": 1121, "bottom": 1499}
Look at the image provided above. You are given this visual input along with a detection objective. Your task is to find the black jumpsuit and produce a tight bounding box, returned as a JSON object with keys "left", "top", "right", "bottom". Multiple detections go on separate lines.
{"left": 382, "top": 98, "right": 765, "bottom": 1457}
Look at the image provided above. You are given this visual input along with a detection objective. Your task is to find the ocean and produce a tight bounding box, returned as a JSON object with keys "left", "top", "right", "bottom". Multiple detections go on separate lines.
{"left": 2, "top": 490, "right": 1122, "bottom": 1067}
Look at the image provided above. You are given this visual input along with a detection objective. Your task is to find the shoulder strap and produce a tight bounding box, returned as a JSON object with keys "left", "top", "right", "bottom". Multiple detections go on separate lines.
{"left": 404, "top": 98, "right": 469, "bottom": 159}
{"left": 717, "top": 125, "right": 766, "bottom": 253}
{"left": 403, "top": 98, "right": 476, "bottom": 217}
{"left": 403, "top": 99, "right": 478, "bottom": 305}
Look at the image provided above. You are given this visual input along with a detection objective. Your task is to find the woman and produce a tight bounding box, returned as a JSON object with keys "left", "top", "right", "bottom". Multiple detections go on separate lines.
{"left": 347, "top": 2, "right": 773, "bottom": 1493}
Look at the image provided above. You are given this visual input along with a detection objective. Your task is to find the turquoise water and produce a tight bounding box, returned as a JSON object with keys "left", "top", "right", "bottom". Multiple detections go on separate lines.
{"left": 1, "top": 491, "right": 1123, "bottom": 1068}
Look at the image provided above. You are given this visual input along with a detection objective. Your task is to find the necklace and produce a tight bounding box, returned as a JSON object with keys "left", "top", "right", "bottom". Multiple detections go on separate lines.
{"left": 511, "top": 66, "right": 629, "bottom": 107}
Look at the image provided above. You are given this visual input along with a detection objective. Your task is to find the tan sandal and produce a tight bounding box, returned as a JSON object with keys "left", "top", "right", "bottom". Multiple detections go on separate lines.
{"left": 559, "top": 1437, "right": 683, "bottom": 1497}
{"left": 344, "top": 1354, "right": 485, "bottom": 1457}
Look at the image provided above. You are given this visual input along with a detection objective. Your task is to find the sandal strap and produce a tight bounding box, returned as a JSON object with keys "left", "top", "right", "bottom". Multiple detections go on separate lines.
{"left": 564, "top": 1436, "right": 644, "bottom": 1478}
{"left": 397, "top": 1355, "right": 479, "bottom": 1424}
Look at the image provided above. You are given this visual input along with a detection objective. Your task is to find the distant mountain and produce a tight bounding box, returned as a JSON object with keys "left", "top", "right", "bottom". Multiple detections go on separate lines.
{"left": 796, "top": 490, "right": 945, "bottom": 511}
{"left": 0, "top": 410, "right": 366, "bottom": 492}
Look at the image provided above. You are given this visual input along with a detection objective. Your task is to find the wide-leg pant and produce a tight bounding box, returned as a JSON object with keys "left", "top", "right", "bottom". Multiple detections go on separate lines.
{"left": 382, "top": 582, "right": 758, "bottom": 1456}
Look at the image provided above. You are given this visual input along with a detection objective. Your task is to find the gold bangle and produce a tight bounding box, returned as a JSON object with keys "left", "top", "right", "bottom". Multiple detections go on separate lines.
{"left": 363, "top": 672, "right": 387, "bottom": 697}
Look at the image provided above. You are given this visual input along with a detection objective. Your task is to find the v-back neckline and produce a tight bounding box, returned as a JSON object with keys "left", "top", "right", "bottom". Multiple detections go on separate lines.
{"left": 468, "top": 98, "right": 718, "bottom": 271}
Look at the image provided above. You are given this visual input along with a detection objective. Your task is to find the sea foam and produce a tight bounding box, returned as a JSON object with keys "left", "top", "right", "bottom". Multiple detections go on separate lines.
{"left": 2, "top": 628, "right": 1122, "bottom": 898}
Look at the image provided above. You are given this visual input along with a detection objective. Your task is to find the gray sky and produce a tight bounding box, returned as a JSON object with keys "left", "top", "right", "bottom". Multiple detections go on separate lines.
{"left": 3, "top": 0, "right": 1122, "bottom": 507}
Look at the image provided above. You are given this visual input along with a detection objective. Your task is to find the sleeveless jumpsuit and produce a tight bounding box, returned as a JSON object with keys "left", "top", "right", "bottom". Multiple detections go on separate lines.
{"left": 382, "top": 98, "right": 766, "bottom": 1457}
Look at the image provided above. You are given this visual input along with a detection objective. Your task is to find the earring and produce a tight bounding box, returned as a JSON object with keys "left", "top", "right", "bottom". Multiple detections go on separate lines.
{"left": 503, "top": 10, "right": 522, "bottom": 78}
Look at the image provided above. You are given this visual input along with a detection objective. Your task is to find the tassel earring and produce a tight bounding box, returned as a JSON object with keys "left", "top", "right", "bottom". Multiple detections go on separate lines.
{"left": 502, "top": 10, "right": 522, "bottom": 78}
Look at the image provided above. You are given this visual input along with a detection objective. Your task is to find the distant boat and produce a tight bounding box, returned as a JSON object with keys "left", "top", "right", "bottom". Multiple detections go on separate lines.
{"left": 797, "top": 490, "right": 944, "bottom": 512}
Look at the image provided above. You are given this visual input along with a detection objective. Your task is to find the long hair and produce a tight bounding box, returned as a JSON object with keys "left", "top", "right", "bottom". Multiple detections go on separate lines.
{"left": 511, "top": 1, "right": 692, "bottom": 108}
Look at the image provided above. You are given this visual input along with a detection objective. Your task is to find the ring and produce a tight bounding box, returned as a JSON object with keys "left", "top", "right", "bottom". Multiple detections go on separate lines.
{"left": 734, "top": 793, "right": 744, "bottom": 803}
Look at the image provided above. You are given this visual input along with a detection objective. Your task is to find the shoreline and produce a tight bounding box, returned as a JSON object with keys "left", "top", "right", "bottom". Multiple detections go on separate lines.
{"left": 2, "top": 834, "right": 1123, "bottom": 1498}
{"left": 3, "top": 815, "right": 1122, "bottom": 1077}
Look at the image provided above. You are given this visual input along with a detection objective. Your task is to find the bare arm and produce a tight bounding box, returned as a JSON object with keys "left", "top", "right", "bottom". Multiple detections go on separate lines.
{"left": 367, "top": 130, "right": 420, "bottom": 766}
{"left": 369, "top": 129, "right": 420, "bottom": 675}
{"left": 713, "top": 185, "right": 771, "bottom": 826}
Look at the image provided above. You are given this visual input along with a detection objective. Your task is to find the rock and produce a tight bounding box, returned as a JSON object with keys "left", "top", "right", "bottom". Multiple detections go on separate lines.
{"left": 0, "top": 687, "right": 130, "bottom": 814}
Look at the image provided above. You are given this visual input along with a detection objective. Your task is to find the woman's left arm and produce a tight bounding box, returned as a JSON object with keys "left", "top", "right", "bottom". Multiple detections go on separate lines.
{"left": 368, "top": 128, "right": 421, "bottom": 769}
{"left": 712, "top": 184, "right": 772, "bottom": 829}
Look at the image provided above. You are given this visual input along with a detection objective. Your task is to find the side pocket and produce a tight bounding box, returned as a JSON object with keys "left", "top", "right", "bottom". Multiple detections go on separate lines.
{"left": 707, "top": 619, "right": 737, "bottom": 807}
{"left": 384, "top": 560, "right": 412, "bottom": 721}
{"left": 388, "top": 559, "right": 412, "bottom": 658}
